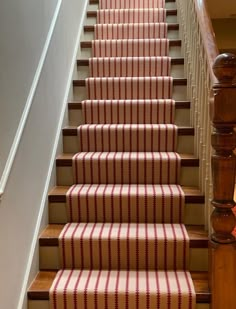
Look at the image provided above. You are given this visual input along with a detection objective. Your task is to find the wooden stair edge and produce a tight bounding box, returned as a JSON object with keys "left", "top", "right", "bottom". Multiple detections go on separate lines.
{"left": 48, "top": 185, "right": 205, "bottom": 204}
{"left": 27, "top": 270, "right": 210, "bottom": 302}
{"left": 68, "top": 100, "right": 191, "bottom": 109}
{"left": 56, "top": 153, "right": 199, "bottom": 167}
{"left": 77, "top": 57, "right": 185, "bottom": 66}
{"left": 80, "top": 39, "right": 182, "bottom": 48}
{"left": 87, "top": 9, "right": 178, "bottom": 18}
{"left": 62, "top": 126, "right": 194, "bottom": 136}
{"left": 83, "top": 24, "right": 179, "bottom": 32}
{"left": 39, "top": 224, "right": 208, "bottom": 248}
{"left": 73, "top": 78, "right": 187, "bottom": 87}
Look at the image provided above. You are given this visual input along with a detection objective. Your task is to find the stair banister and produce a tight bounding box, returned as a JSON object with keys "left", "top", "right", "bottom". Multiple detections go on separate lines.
{"left": 210, "top": 54, "right": 236, "bottom": 309}
{"left": 176, "top": 0, "right": 219, "bottom": 231}
{"left": 176, "top": 0, "right": 236, "bottom": 307}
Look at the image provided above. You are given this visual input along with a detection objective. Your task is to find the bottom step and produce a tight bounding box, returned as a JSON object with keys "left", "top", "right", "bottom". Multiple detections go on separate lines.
{"left": 28, "top": 271, "right": 210, "bottom": 306}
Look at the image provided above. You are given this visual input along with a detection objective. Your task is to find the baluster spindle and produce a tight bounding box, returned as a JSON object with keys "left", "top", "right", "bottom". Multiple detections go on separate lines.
{"left": 210, "top": 53, "right": 236, "bottom": 309}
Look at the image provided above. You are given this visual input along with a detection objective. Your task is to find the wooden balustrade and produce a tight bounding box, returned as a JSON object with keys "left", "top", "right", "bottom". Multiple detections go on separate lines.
{"left": 176, "top": 0, "right": 236, "bottom": 306}
{"left": 176, "top": 0, "right": 219, "bottom": 230}
{"left": 210, "top": 53, "right": 236, "bottom": 309}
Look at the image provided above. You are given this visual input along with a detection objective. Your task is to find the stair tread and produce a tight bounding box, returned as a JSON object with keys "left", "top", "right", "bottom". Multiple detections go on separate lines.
{"left": 84, "top": 23, "right": 179, "bottom": 32}
{"left": 63, "top": 125, "right": 194, "bottom": 136}
{"left": 73, "top": 77, "right": 187, "bottom": 87}
{"left": 28, "top": 270, "right": 210, "bottom": 302}
{"left": 68, "top": 100, "right": 190, "bottom": 109}
{"left": 56, "top": 153, "right": 199, "bottom": 167}
{"left": 77, "top": 57, "right": 184, "bottom": 66}
{"left": 81, "top": 39, "right": 182, "bottom": 48}
{"left": 49, "top": 185, "right": 204, "bottom": 205}
{"left": 39, "top": 224, "right": 207, "bottom": 248}
{"left": 87, "top": 9, "right": 178, "bottom": 18}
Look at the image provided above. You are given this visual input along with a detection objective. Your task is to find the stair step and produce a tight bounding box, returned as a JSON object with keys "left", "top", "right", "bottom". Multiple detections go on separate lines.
{"left": 48, "top": 185, "right": 205, "bottom": 225}
{"left": 56, "top": 153, "right": 199, "bottom": 187}
{"left": 73, "top": 78, "right": 187, "bottom": 87}
{"left": 39, "top": 224, "right": 207, "bottom": 271}
{"left": 77, "top": 57, "right": 184, "bottom": 67}
{"left": 87, "top": 9, "right": 178, "bottom": 18}
{"left": 67, "top": 100, "right": 190, "bottom": 127}
{"left": 84, "top": 23, "right": 179, "bottom": 32}
{"left": 49, "top": 186, "right": 204, "bottom": 204}
{"left": 28, "top": 271, "right": 210, "bottom": 303}
{"left": 68, "top": 100, "right": 190, "bottom": 110}
{"left": 62, "top": 125, "right": 194, "bottom": 154}
{"left": 63, "top": 126, "right": 193, "bottom": 136}
{"left": 56, "top": 153, "right": 199, "bottom": 167}
{"left": 40, "top": 224, "right": 207, "bottom": 248}
{"left": 81, "top": 39, "right": 181, "bottom": 49}
{"left": 48, "top": 185, "right": 205, "bottom": 226}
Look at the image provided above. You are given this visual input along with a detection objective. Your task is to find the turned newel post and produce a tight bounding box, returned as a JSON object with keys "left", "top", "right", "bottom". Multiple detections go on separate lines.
{"left": 210, "top": 53, "right": 236, "bottom": 309}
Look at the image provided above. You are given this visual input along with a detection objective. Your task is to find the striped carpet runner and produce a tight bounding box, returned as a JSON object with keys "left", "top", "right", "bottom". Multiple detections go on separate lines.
{"left": 50, "top": 1, "right": 196, "bottom": 308}
{"left": 92, "top": 39, "right": 169, "bottom": 57}
{"left": 97, "top": 8, "right": 167, "bottom": 23}
{"left": 81, "top": 100, "right": 175, "bottom": 124}
{"left": 89, "top": 57, "right": 171, "bottom": 77}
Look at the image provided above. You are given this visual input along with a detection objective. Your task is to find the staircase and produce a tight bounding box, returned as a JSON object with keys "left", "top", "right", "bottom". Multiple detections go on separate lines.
{"left": 28, "top": 0, "right": 210, "bottom": 308}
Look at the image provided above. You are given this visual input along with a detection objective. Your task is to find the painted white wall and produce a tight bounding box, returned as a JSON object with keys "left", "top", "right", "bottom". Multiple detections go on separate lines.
{"left": 0, "top": 0, "right": 58, "bottom": 180}
{"left": 0, "top": 0, "right": 88, "bottom": 308}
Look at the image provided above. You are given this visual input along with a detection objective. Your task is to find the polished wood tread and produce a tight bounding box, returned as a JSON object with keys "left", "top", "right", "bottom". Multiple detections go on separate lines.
{"left": 56, "top": 153, "right": 199, "bottom": 167}
{"left": 73, "top": 78, "right": 187, "bottom": 87}
{"left": 68, "top": 100, "right": 190, "bottom": 110}
{"left": 63, "top": 126, "right": 194, "bottom": 136}
{"left": 28, "top": 271, "right": 210, "bottom": 303}
{"left": 48, "top": 185, "right": 205, "bottom": 204}
{"left": 39, "top": 224, "right": 208, "bottom": 248}
{"left": 77, "top": 57, "right": 184, "bottom": 67}
{"left": 84, "top": 24, "right": 179, "bottom": 32}
{"left": 81, "top": 39, "right": 181, "bottom": 48}
{"left": 87, "top": 9, "right": 178, "bottom": 18}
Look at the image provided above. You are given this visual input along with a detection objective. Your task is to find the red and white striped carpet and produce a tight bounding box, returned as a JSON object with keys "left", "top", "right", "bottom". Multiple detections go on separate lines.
{"left": 50, "top": 0, "right": 196, "bottom": 308}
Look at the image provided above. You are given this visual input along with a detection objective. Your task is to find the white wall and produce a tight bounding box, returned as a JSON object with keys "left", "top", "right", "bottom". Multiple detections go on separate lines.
{"left": 0, "top": 0, "right": 87, "bottom": 308}
{"left": 0, "top": 0, "right": 58, "bottom": 180}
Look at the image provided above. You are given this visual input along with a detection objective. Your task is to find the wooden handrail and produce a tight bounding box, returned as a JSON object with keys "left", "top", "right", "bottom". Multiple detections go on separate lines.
{"left": 194, "top": 0, "right": 219, "bottom": 84}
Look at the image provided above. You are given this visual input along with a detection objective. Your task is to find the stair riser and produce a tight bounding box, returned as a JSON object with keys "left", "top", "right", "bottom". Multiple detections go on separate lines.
{"left": 73, "top": 85, "right": 187, "bottom": 101}
{"left": 77, "top": 64, "right": 185, "bottom": 79}
{"left": 63, "top": 134, "right": 194, "bottom": 154}
{"left": 56, "top": 165, "right": 199, "bottom": 187}
{"left": 28, "top": 300, "right": 209, "bottom": 309}
{"left": 68, "top": 107, "right": 190, "bottom": 127}
{"left": 39, "top": 247, "right": 208, "bottom": 272}
{"left": 48, "top": 202, "right": 205, "bottom": 226}
{"left": 80, "top": 45, "right": 182, "bottom": 58}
